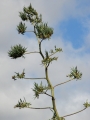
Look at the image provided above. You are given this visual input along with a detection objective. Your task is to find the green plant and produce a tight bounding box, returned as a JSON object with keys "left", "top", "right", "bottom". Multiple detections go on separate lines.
{"left": 8, "top": 3, "right": 90, "bottom": 120}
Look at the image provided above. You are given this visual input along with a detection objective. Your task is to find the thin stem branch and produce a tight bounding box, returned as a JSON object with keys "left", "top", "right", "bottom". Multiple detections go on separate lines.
{"left": 53, "top": 78, "right": 74, "bottom": 88}
{"left": 27, "top": 107, "right": 53, "bottom": 109}
{"left": 62, "top": 107, "right": 87, "bottom": 118}
{"left": 24, "top": 51, "right": 39, "bottom": 54}
{"left": 39, "top": 41, "right": 44, "bottom": 59}
{"left": 24, "top": 77, "right": 46, "bottom": 80}
{"left": 45, "top": 67, "right": 61, "bottom": 120}
{"left": 42, "top": 92, "right": 54, "bottom": 98}
{"left": 44, "top": 92, "right": 53, "bottom": 97}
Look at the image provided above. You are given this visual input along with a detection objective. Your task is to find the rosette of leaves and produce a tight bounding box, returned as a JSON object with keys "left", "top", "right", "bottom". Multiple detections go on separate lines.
{"left": 41, "top": 51, "right": 58, "bottom": 66}
{"left": 12, "top": 69, "right": 25, "bottom": 80}
{"left": 19, "top": 12, "right": 28, "bottom": 21}
{"left": 32, "top": 81, "right": 46, "bottom": 99}
{"left": 49, "top": 46, "right": 62, "bottom": 54}
{"left": 23, "top": 3, "right": 38, "bottom": 16}
{"left": 35, "top": 22, "right": 53, "bottom": 40}
{"left": 14, "top": 98, "right": 31, "bottom": 109}
{"left": 17, "top": 22, "right": 27, "bottom": 34}
{"left": 42, "top": 56, "right": 58, "bottom": 66}
{"left": 19, "top": 3, "right": 42, "bottom": 25}
{"left": 83, "top": 100, "right": 90, "bottom": 108}
{"left": 8, "top": 44, "right": 27, "bottom": 59}
{"left": 54, "top": 46, "right": 62, "bottom": 52}
{"left": 67, "top": 66, "right": 82, "bottom": 80}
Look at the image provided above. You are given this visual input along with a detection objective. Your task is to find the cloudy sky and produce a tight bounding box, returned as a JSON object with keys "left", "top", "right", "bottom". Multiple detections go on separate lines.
{"left": 0, "top": 0, "right": 90, "bottom": 120}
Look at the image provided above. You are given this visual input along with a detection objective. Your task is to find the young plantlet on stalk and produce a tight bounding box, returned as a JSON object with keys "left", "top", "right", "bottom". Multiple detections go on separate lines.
{"left": 8, "top": 3, "right": 90, "bottom": 120}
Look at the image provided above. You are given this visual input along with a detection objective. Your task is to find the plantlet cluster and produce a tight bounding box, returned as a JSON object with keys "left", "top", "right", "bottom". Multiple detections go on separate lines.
{"left": 8, "top": 3, "right": 90, "bottom": 120}
{"left": 8, "top": 44, "right": 27, "bottom": 59}
{"left": 14, "top": 98, "right": 31, "bottom": 109}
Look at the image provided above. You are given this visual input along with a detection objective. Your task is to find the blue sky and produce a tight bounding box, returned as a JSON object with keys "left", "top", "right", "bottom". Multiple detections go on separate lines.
{"left": 25, "top": 15, "right": 89, "bottom": 49}
{"left": 59, "top": 18, "right": 85, "bottom": 48}
{"left": 0, "top": 0, "right": 90, "bottom": 120}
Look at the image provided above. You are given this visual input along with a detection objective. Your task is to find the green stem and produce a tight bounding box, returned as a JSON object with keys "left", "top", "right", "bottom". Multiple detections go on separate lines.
{"left": 45, "top": 66, "right": 61, "bottom": 120}
{"left": 37, "top": 32, "right": 60, "bottom": 120}
{"left": 39, "top": 39, "right": 44, "bottom": 59}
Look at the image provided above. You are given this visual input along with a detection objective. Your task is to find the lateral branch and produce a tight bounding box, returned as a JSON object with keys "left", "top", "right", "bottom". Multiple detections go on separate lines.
{"left": 24, "top": 51, "right": 39, "bottom": 54}
{"left": 53, "top": 78, "right": 74, "bottom": 88}
{"left": 27, "top": 107, "right": 53, "bottom": 109}
{"left": 41, "top": 92, "right": 54, "bottom": 99}
{"left": 24, "top": 77, "right": 46, "bottom": 80}
{"left": 62, "top": 107, "right": 86, "bottom": 118}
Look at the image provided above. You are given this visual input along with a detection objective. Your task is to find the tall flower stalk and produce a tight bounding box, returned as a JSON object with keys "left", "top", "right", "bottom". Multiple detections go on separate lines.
{"left": 8, "top": 3, "right": 90, "bottom": 120}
